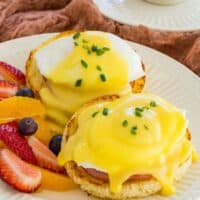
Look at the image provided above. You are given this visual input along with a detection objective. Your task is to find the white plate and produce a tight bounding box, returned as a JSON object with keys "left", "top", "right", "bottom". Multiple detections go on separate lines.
{"left": 93, "top": 0, "right": 200, "bottom": 31}
{"left": 0, "top": 33, "right": 200, "bottom": 200}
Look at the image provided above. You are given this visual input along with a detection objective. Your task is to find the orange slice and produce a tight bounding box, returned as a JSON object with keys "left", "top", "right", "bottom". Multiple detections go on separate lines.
{"left": 34, "top": 117, "right": 54, "bottom": 146}
{"left": 0, "top": 96, "right": 45, "bottom": 124}
{"left": 38, "top": 167, "right": 77, "bottom": 191}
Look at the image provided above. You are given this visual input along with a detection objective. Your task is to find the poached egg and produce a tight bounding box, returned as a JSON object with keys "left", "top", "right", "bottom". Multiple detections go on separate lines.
{"left": 58, "top": 93, "right": 197, "bottom": 195}
{"left": 29, "top": 31, "right": 145, "bottom": 133}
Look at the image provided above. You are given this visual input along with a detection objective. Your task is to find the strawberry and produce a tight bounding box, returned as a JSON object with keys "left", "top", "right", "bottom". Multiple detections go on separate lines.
{"left": 0, "top": 121, "right": 37, "bottom": 165}
{"left": 0, "top": 61, "right": 25, "bottom": 85}
{"left": 27, "top": 136, "right": 65, "bottom": 173}
{"left": 0, "top": 80, "right": 19, "bottom": 98}
{"left": 0, "top": 149, "right": 41, "bottom": 192}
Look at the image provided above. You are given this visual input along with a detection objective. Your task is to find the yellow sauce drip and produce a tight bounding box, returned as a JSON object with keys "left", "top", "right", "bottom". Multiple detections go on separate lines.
{"left": 58, "top": 93, "right": 197, "bottom": 195}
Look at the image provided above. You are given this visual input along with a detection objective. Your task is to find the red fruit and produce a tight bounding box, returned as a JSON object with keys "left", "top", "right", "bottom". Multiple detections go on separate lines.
{"left": 0, "top": 149, "right": 41, "bottom": 193}
{"left": 0, "top": 61, "right": 25, "bottom": 85}
{"left": 0, "top": 121, "right": 37, "bottom": 165}
{"left": 27, "top": 136, "right": 65, "bottom": 173}
{"left": 0, "top": 80, "right": 19, "bottom": 98}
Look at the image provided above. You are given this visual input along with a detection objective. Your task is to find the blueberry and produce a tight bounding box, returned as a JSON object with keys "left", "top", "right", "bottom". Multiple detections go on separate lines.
{"left": 49, "top": 134, "right": 62, "bottom": 156}
{"left": 18, "top": 118, "right": 38, "bottom": 136}
{"left": 16, "top": 87, "right": 34, "bottom": 98}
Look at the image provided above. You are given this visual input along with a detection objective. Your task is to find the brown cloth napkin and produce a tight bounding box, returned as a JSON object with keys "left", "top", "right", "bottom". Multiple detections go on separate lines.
{"left": 0, "top": 0, "right": 200, "bottom": 76}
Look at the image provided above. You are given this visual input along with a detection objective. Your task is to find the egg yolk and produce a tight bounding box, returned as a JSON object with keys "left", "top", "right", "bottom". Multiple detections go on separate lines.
{"left": 58, "top": 94, "right": 197, "bottom": 195}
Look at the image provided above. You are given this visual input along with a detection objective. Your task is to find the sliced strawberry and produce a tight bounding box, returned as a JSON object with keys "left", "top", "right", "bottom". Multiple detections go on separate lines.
{"left": 0, "top": 149, "right": 41, "bottom": 192}
{"left": 27, "top": 136, "right": 65, "bottom": 173}
{"left": 0, "top": 80, "right": 19, "bottom": 98}
{"left": 0, "top": 61, "right": 25, "bottom": 85}
{"left": 0, "top": 121, "right": 37, "bottom": 165}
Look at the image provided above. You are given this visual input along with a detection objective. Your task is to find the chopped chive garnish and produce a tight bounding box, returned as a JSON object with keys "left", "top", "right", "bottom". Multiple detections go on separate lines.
{"left": 135, "top": 110, "right": 142, "bottom": 117}
{"left": 74, "top": 42, "right": 79, "bottom": 46}
{"left": 75, "top": 79, "right": 82, "bottom": 87}
{"left": 91, "top": 45, "right": 98, "bottom": 52}
{"left": 130, "top": 126, "right": 138, "bottom": 135}
{"left": 144, "top": 124, "right": 149, "bottom": 130}
{"left": 96, "top": 49, "right": 104, "bottom": 56}
{"left": 82, "top": 39, "right": 88, "bottom": 43}
{"left": 102, "top": 108, "right": 109, "bottom": 116}
{"left": 100, "top": 74, "right": 107, "bottom": 82}
{"left": 103, "top": 47, "right": 110, "bottom": 51}
{"left": 135, "top": 107, "right": 144, "bottom": 112}
{"left": 92, "top": 111, "right": 99, "bottom": 118}
{"left": 81, "top": 59, "right": 88, "bottom": 68}
{"left": 150, "top": 101, "right": 157, "bottom": 107}
{"left": 96, "top": 65, "right": 102, "bottom": 71}
{"left": 87, "top": 50, "right": 91, "bottom": 54}
{"left": 122, "top": 120, "right": 128, "bottom": 127}
{"left": 73, "top": 32, "right": 80, "bottom": 40}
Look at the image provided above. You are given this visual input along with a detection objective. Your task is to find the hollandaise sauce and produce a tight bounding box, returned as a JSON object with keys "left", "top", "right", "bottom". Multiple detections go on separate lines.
{"left": 58, "top": 94, "right": 197, "bottom": 195}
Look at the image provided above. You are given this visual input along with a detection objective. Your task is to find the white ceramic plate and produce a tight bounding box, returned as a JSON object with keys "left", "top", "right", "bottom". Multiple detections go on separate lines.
{"left": 0, "top": 33, "right": 200, "bottom": 200}
{"left": 93, "top": 0, "right": 200, "bottom": 31}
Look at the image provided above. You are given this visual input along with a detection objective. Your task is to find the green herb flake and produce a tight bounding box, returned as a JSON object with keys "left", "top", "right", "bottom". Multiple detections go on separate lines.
{"left": 130, "top": 126, "right": 138, "bottom": 135}
{"left": 96, "top": 65, "right": 102, "bottom": 71}
{"left": 135, "top": 107, "right": 144, "bottom": 112}
{"left": 92, "top": 111, "right": 99, "bottom": 118}
{"left": 74, "top": 42, "right": 79, "bottom": 46}
{"left": 144, "top": 124, "right": 149, "bottom": 130}
{"left": 73, "top": 32, "right": 80, "bottom": 40}
{"left": 150, "top": 101, "right": 157, "bottom": 107}
{"left": 75, "top": 79, "right": 82, "bottom": 87}
{"left": 100, "top": 74, "right": 107, "bottom": 82}
{"left": 81, "top": 59, "right": 88, "bottom": 68}
{"left": 96, "top": 49, "right": 104, "bottom": 56}
{"left": 135, "top": 110, "right": 142, "bottom": 117}
{"left": 87, "top": 50, "right": 91, "bottom": 54}
{"left": 91, "top": 45, "right": 98, "bottom": 52}
{"left": 102, "top": 108, "right": 109, "bottom": 116}
{"left": 103, "top": 47, "right": 110, "bottom": 51}
{"left": 122, "top": 120, "right": 128, "bottom": 127}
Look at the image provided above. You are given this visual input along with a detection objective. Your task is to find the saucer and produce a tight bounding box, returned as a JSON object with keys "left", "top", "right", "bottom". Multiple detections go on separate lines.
{"left": 93, "top": 0, "right": 200, "bottom": 31}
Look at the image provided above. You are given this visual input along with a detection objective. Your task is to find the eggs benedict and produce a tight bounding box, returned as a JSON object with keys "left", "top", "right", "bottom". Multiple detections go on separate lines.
{"left": 26, "top": 31, "right": 145, "bottom": 134}
{"left": 58, "top": 93, "right": 197, "bottom": 199}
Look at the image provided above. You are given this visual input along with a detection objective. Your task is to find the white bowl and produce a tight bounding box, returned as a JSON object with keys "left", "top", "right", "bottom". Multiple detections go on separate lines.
{"left": 144, "top": 0, "right": 186, "bottom": 5}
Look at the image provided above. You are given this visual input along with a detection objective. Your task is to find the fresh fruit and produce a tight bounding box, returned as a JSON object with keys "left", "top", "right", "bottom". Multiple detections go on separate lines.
{"left": 0, "top": 61, "right": 25, "bottom": 85}
{"left": 27, "top": 136, "right": 64, "bottom": 173}
{"left": 49, "top": 134, "right": 62, "bottom": 156}
{"left": 0, "top": 96, "right": 45, "bottom": 124}
{"left": 16, "top": 87, "right": 34, "bottom": 98}
{"left": 0, "top": 121, "right": 37, "bottom": 164}
{"left": 38, "top": 167, "right": 77, "bottom": 191}
{"left": 35, "top": 117, "right": 54, "bottom": 146}
{"left": 0, "top": 149, "right": 41, "bottom": 193}
{"left": 18, "top": 117, "right": 38, "bottom": 136}
{"left": 0, "top": 80, "right": 19, "bottom": 98}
